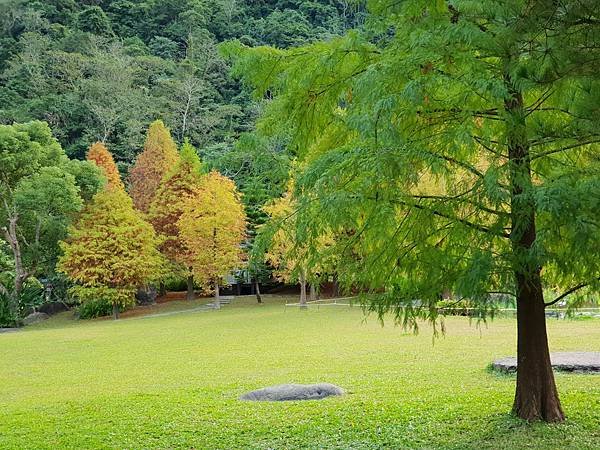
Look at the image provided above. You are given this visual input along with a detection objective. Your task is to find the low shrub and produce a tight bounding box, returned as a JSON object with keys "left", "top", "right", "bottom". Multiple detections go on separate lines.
{"left": 0, "top": 296, "right": 19, "bottom": 327}
{"left": 71, "top": 286, "right": 135, "bottom": 319}
{"left": 77, "top": 298, "right": 114, "bottom": 319}
{"left": 18, "top": 284, "right": 44, "bottom": 316}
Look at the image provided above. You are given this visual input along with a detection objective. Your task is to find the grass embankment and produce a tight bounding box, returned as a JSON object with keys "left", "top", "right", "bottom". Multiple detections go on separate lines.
{"left": 0, "top": 296, "right": 598, "bottom": 449}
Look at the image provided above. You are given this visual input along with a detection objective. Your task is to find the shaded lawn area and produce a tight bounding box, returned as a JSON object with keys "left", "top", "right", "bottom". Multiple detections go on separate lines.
{"left": 0, "top": 296, "right": 599, "bottom": 449}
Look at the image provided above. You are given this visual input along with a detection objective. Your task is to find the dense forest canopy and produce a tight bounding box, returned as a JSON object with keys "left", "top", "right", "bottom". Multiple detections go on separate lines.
{"left": 0, "top": 0, "right": 363, "bottom": 164}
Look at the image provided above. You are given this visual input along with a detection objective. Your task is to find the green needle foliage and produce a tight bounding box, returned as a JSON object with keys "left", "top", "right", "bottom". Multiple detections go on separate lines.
{"left": 227, "top": 0, "right": 600, "bottom": 421}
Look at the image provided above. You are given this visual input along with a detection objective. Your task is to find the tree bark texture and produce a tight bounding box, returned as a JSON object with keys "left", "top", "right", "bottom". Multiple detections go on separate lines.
{"left": 186, "top": 273, "right": 194, "bottom": 301}
{"left": 299, "top": 271, "right": 307, "bottom": 308}
{"left": 214, "top": 279, "right": 220, "bottom": 309}
{"left": 255, "top": 279, "right": 262, "bottom": 303}
{"left": 505, "top": 75, "right": 564, "bottom": 422}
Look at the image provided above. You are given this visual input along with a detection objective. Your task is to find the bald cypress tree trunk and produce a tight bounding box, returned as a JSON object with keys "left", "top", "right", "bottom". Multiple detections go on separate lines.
{"left": 214, "top": 279, "right": 220, "bottom": 310}
{"left": 332, "top": 273, "right": 340, "bottom": 298}
{"left": 255, "top": 279, "right": 262, "bottom": 303}
{"left": 513, "top": 270, "right": 563, "bottom": 421}
{"left": 186, "top": 272, "right": 194, "bottom": 301}
{"left": 505, "top": 76, "right": 564, "bottom": 422}
{"left": 299, "top": 271, "right": 307, "bottom": 308}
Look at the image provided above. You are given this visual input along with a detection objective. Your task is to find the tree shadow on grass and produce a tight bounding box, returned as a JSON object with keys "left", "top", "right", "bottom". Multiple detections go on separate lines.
{"left": 442, "top": 412, "right": 594, "bottom": 450}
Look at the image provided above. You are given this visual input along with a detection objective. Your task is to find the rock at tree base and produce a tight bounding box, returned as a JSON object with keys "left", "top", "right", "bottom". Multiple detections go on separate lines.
{"left": 135, "top": 286, "right": 157, "bottom": 305}
{"left": 38, "top": 302, "right": 69, "bottom": 315}
{"left": 493, "top": 352, "right": 600, "bottom": 373}
{"left": 23, "top": 312, "right": 49, "bottom": 325}
{"left": 240, "top": 383, "right": 345, "bottom": 401}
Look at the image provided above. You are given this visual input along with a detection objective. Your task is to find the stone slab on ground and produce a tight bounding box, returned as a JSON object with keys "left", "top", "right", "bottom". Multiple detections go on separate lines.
{"left": 492, "top": 352, "right": 600, "bottom": 373}
{"left": 240, "top": 383, "right": 345, "bottom": 401}
{"left": 0, "top": 328, "right": 20, "bottom": 333}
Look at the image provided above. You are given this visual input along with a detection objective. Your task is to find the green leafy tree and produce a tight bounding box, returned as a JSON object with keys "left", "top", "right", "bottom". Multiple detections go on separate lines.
{"left": 227, "top": 1, "right": 600, "bottom": 422}
{"left": 0, "top": 121, "right": 103, "bottom": 318}
{"left": 76, "top": 6, "right": 112, "bottom": 36}
{"left": 210, "top": 132, "right": 291, "bottom": 301}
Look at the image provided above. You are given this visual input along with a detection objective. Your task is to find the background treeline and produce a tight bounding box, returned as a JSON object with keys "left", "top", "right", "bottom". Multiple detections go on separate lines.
{"left": 0, "top": 0, "right": 364, "bottom": 164}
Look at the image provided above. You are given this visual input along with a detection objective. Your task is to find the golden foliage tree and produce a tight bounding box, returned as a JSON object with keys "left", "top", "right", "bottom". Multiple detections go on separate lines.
{"left": 148, "top": 140, "right": 203, "bottom": 299}
{"left": 86, "top": 141, "right": 124, "bottom": 190}
{"left": 263, "top": 191, "right": 311, "bottom": 305}
{"left": 58, "top": 188, "right": 163, "bottom": 319}
{"left": 263, "top": 188, "right": 334, "bottom": 306}
{"left": 129, "top": 120, "right": 180, "bottom": 213}
{"left": 178, "top": 171, "right": 246, "bottom": 307}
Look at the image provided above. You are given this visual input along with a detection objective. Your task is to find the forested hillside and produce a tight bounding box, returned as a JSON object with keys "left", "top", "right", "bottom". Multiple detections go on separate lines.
{"left": 0, "top": 0, "right": 362, "bottom": 165}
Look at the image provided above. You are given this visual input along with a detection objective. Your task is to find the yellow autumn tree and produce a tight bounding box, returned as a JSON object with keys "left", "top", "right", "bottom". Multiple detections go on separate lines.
{"left": 263, "top": 190, "right": 313, "bottom": 305}
{"left": 86, "top": 141, "right": 124, "bottom": 190}
{"left": 58, "top": 187, "right": 163, "bottom": 319}
{"left": 263, "top": 188, "right": 334, "bottom": 306}
{"left": 178, "top": 171, "right": 246, "bottom": 308}
{"left": 129, "top": 120, "right": 180, "bottom": 213}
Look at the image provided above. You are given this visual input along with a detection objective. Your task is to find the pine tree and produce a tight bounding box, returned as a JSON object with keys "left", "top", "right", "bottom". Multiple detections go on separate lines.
{"left": 178, "top": 171, "right": 246, "bottom": 308}
{"left": 129, "top": 120, "right": 180, "bottom": 213}
{"left": 86, "top": 141, "right": 124, "bottom": 190}
{"left": 58, "top": 187, "right": 163, "bottom": 319}
{"left": 148, "top": 140, "right": 203, "bottom": 300}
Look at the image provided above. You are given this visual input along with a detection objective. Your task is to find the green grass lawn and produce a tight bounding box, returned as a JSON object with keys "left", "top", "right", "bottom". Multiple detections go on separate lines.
{"left": 1, "top": 296, "right": 599, "bottom": 449}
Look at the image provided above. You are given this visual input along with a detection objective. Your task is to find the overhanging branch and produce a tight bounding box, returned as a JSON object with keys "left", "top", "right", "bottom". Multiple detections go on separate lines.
{"left": 530, "top": 139, "right": 600, "bottom": 161}
{"left": 544, "top": 277, "right": 599, "bottom": 307}
{"left": 392, "top": 198, "right": 511, "bottom": 239}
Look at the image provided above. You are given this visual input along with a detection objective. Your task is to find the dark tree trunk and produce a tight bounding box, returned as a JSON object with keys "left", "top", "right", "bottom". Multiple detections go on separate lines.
{"left": 309, "top": 283, "right": 317, "bottom": 301}
{"left": 214, "top": 279, "right": 220, "bottom": 309}
{"left": 186, "top": 273, "right": 194, "bottom": 300}
{"left": 255, "top": 279, "right": 262, "bottom": 303}
{"left": 112, "top": 303, "right": 120, "bottom": 320}
{"left": 332, "top": 273, "right": 340, "bottom": 298}
{"left": 513, "top": 271, "right": 564, "bottom": 421}
{"left": 299, "top": 271, "right": 307, "bottom": 308}
{"left": 505, "top": 74, "right": 564, "bottom": 422}
{"left": 158, "top": 281, "right": 167, "bottom": 297}
{"left": 3, "top": 213, "right": 31, "bottom": 318}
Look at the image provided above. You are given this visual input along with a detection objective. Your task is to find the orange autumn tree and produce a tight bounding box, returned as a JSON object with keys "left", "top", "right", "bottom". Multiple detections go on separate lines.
{"left": 178, "top": 171, "right": 246, "bottom": 308}
{"left": 129, "top": 120, "right": 180, "bottom": 213}
{"left": 58, "top": 186, "right": 163, "bottom": 320}
{"left": 148, "top": 139, "right": 203, "bottom": 300}
{"left": 86, "top": 141, "right": 124, "bottom": 190}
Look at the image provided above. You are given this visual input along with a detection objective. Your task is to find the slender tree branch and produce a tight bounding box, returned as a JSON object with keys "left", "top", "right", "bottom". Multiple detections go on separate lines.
{"left": 380, "top": 197, "right": 511, "bottom": 239}
{"left": 529, "top": 138, "right": 600, "bottom": 161}
{"left": 408, "top": 194, "right": 510, "bottom": 218}
{"left": 420, "top": 149, "right": 486, "bottom": 180}
{"left": 544, "top": 278, "right": 599, "bottom": 307}
{"left": 472, "top": 135, "right": 506, "bottom": 157}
